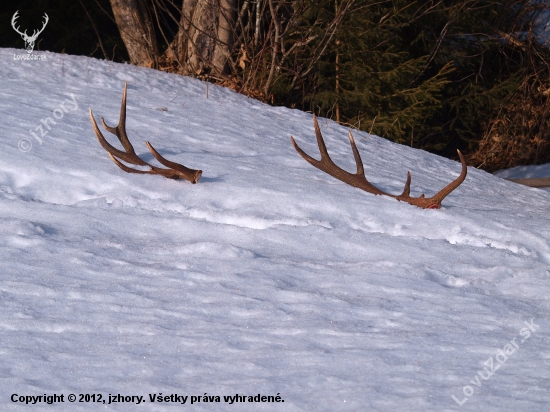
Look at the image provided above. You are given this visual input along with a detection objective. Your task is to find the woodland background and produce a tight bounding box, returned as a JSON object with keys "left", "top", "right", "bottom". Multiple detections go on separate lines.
{"left": 2, "top": 0, "right": 550, "bottom": 171}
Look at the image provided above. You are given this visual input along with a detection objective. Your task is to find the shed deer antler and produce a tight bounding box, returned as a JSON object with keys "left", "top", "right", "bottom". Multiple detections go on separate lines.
{"left": 89, "top": 83, "right": 202, "bottom": 183}
{"left": 290, "top": 115, "right": 467, "bottom": 209}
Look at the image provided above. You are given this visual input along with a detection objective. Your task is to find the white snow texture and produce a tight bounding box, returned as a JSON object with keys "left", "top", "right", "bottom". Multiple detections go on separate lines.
{"left": 1, "top": 48, "right": 549, "bottom": 411}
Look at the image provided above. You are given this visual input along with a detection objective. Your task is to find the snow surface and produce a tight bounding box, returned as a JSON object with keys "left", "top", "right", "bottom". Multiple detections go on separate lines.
{"left": 494, "top": 164, "right": 550, "bottom": 192}
{"left": 495, "top": 162, "right": 550, "bottom": 180}
{"left": 1, "top": 48, "right": 550, "bottom": 411}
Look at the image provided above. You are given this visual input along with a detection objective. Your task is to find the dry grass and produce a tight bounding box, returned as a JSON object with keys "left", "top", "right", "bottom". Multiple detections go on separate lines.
{"left": 468, "top": 75, "right": 550, "bottom": 172}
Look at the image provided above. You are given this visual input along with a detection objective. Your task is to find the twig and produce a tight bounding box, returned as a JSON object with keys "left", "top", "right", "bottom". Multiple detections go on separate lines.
{"left": 265, "top": 0, "right": 281, "bottom": 95}
{"left": 78, "top": 0, "right": 108, "bottom": 59}
{"left": 369, "top": 115, "right": 378, "bottom": 135}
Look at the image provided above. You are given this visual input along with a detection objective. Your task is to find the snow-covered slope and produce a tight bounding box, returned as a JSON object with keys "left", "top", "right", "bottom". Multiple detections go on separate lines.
{"left": 1, "top": 48, "right": 549, "bottom": 411}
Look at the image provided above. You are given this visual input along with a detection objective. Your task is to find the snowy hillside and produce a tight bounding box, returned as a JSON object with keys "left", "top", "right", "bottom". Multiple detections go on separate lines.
{"left": 1, "top": 48, "right": 549, "bottom": 411}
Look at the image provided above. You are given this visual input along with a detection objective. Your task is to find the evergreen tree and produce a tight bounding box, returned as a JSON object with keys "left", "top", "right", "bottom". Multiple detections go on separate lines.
{"left": 286, "top": 0, "right": 550, "bottom": 162}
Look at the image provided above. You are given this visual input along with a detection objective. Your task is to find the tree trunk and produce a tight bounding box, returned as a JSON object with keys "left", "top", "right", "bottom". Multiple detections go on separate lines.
{"left": 212, "top": 0, "right": 235, "bottom": 73}
{"left": 186, "top": 0, "right": 218, "bottom": 74}
{"left": 110, "top": 0, "right": 158, "bottom": 67}
{"left": 163, "top": 0, "right": 236, "bottom": 76}
{"left": 110, "top": 0, "right": 236, "bottom": 75}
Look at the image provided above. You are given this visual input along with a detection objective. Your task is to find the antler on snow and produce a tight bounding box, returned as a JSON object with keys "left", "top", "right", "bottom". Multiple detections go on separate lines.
{"left": 291, "top": 115, "right": 467, "bottom": 209}
{"left": 89, "top": 83, "right": 202, "bottom": 183}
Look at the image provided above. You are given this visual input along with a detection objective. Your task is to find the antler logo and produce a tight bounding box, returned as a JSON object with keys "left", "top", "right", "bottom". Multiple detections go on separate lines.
{"left": 11, "top": 11, "right": 49, "bottom": 54}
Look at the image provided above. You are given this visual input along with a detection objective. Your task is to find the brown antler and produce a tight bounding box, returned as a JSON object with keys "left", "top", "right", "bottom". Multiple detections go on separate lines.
{"left": 89, "top": 83, "right": 202, "bottom": 183}
{"left": 290, "top": 115, "right": 467, "bottom": 209}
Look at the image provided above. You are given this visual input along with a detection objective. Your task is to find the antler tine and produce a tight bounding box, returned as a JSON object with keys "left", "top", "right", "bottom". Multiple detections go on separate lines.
{"left": 106, "top": 151, "right": 195, "bottom": 179}
{"left": 291, "top": 116, "right": 386, "bottom": 195}
{"left": 400, "top": 172, "right": 411, "bottom": 197}
{"left": 291, "top": 116, "right": 327, "bottom": 171}
{"left": 146, "top": 142, "right": 202, "bottom": 183}
{"left": 89, "top": 107, "right": 148, "bottom": 166}
{"left": 291, "top": 115, "right": 467, "bottom": 209}
{"left": 347, "top": 131, "right": 365, "bottom": 176}
{"left": 100, "top": 82, "right": 138, "bottom": 156}
{"left": 89, "top": 83, "right": 202, "bottom": 183}
{"left": 312, "top": 114, "right": 334, "bottom": 164}
{"left": 107, "top": 153, "right": 153, "bottom": 174}
{"left": 419, "top": 150, "right": 467, "bottom": 207}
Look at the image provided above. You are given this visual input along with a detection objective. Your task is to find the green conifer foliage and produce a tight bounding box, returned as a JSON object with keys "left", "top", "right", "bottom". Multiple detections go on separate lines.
{"left": 283, "top": 0, "right": 550, "bottom": 162}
